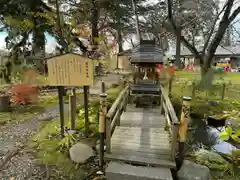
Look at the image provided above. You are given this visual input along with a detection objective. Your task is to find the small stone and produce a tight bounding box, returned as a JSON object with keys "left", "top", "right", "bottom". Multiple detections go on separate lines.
{"left": 67, "top": 130, "right": 76, "bottom": 135}
{"left": 177, "top": 160, "right": 210, "bottom": 180}
{"left": 69, "top": 142, "right": 95, "bottom": 164}
{"left": 77, "top": 132, "right": 85, "bottom": 137}
{"left": 96, "top": 144, "right": 106, "bottom": 152}
{"left": 96, "top": 170, "right": 104, "bottom": 175}
{"left": 93, "top": 177, "right": 102, "bottom": 180}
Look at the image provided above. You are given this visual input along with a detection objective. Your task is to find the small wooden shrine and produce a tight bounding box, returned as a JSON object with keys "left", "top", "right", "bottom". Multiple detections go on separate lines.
{"left": 129, "top": 40, "right": 164, "bottom": 106}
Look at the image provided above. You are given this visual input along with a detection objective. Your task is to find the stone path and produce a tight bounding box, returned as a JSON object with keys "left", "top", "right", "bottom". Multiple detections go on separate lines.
{"left": 0, "top": 73, "right": 121, "bottom": 180}
{"left": 0, "top": 104, "right": 68, "bottom": 179}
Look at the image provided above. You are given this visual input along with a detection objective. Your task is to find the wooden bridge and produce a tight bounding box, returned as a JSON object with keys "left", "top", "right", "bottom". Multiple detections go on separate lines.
{"left": 103, "top": 85, "right": 182, "bottom": 170}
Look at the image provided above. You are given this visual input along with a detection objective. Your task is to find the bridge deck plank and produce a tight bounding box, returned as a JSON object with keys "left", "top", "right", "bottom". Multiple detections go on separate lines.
{"left": 106, "top": 105, "right": 175, "bottom": 168}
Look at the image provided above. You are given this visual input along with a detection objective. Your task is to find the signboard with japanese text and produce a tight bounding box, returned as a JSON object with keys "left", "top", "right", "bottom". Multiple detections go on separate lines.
{"left": 46, "top": 53, "right": 94, "bottom": 86}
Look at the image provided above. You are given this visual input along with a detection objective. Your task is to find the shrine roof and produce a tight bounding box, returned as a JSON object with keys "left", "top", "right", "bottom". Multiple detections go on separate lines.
{"left": 130, "top": 40, "right": 164, "bottom": 64}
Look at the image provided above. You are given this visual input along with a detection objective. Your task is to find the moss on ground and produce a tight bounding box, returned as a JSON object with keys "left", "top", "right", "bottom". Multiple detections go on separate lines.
{"left": 0, "top": 92, "right": 70, "bottom": 127}
{"left": 38, "top": 93, "right": 69, "bottom": 107}
{"left": 172, "top": 71, "right": 240, "bottom": 180}
{"left": 27, "top": 102, "right": 100, "bottom": 178}
{"left": 172, "top": 71, "right": 240, "bottom": 118}
{"left": 27, "top": 85, "right": 123, "bottom": 178}
{"left": 172, "top": 96, "right": 240, "bottom": 118}
{"left": 0, "top": 105, "right": 45, "bottom": 126}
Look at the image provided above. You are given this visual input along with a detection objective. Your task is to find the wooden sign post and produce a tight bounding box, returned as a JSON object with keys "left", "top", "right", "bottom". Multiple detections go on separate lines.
{"left": 46, "top": 53, "right": 94, "bottom": 138}
{"left": 69, "top": 88, "right": 76, "bottom": 130}
{"left": 58, "top": 86, "right": 65, "bottom": 138}
{"left": 83, "top": 85, "right": 89, "bottom": 137}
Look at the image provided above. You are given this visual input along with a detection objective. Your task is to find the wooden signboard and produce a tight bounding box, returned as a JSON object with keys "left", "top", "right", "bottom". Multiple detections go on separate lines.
{"left": 46, "top": 53, "right": 94, "bottom": 86}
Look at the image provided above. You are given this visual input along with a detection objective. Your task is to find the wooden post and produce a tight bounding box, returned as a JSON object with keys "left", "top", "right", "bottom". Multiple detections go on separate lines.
{"left": 57, "top": 86, "right": 65, "bottom": 138}
{"left": 133, "top": 72, "right": 136, "bottom": 84}
{"left": 159, "top": 93, "right": 163, "bottom": 114}
{"left": 179, "top": 96, "right": 191, "bottom": 164}
{"left": 123, "top": 87, "right": 129, "bottom": 111}
{"left": 63, "top": 87, "right": 67, "bottom": 96}
{"left": 168, "top": 77, "right": 173, "bottom": 98}
{"left": 99, "top": 82, "right": 107, "bottom": 167}
{"left": 106, "top": 116, "right": 111, "bottom": 153}
{"left": 221, "top": 83, "right": 226, "bottom": 100}
{"left": 170, "top": 123, "right": 180, "bottom": 160}
{"left": 191, "top": 81, "right": 196, "bottom": 100}
{"left": 105, "top": 82, "right": 111, "bottom": 153}
{"left": 69, "top": 88, "right": 76, "bottom": 130}
{"left": 83, "top": 86, "right": 89, "bottom": 137}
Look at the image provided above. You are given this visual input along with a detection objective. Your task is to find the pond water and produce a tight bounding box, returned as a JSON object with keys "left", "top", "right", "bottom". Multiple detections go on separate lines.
{"left": 186, "top": 117, "right": 238, "bottom": 155}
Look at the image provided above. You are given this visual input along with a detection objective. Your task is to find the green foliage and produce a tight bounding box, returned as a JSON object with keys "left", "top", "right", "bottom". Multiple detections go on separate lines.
{"left": 58, "top": 133, "right": 76, "bottom": 152}
{"left": 219, "top": 127, "right": 233, "bottom": 141}
{"left": 4, "top": 16, "right": 34, "bottom": 30}
{"left": 76, "top": 103, "right": 99, "bottom": 135}
{"left": 219, "top": 110, "right": 240, "bottom": 143}
{"left": 27, "top": 85, "right": 121, "bottom": 178}
{"left": 189, "top": 149, "right": 230, "bottom": 171}
{"left": 0, "top": 104, "right": 43, "bottom": 125}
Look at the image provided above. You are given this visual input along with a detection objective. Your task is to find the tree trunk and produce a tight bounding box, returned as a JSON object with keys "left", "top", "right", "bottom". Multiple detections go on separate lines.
{"left": 175, "top": 27, "right": 181, "bottom": 68}
{"left": 91, "top": 2, "right": 99, "bottom": 49}
{"left": 55, "top": 0, "right": 68, "bottom": 52}
{"left": 131, "top": 0, "right": 141, "bottom": 41}
{"left": 32, "top": 23, "right": 45, "bottom": 73}
{"left": 200, "top": 55, "right": 212, "bottom": 76}
{"left": 117, "top": 30, "right": 123, "bottom": 52}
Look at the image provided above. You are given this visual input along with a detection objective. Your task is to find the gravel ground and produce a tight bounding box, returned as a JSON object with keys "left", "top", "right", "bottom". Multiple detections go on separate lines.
{"left": 0, "top": 104, "right": 68, "bottom": 180}
{"left": 0, "top": 74, "right": 121, "bottom": 180}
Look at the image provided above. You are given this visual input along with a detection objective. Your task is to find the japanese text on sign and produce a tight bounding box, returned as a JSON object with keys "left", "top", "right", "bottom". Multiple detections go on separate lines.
{"left": 47, "top": 53, "right": 93, "bottom": 86}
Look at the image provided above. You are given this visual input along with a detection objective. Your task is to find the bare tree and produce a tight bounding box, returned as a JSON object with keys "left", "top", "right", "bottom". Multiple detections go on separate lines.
{"left": 167, "top": 0, "right": 240, "bottom": 75}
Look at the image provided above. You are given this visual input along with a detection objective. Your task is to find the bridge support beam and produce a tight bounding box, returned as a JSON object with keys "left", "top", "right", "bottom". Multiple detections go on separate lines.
{"left": 178, "top": 96, "right": 192, "bottom": 168}
{"left": 99, "top": 81, "right": 107, "bottom": 167}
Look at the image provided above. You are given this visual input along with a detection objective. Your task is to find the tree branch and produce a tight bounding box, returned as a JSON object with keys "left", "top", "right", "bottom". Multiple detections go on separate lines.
{"left": 205, "top": 0, "right": 236, "bottom": 68}
{"left": 229, "top": 6, "right": 240, "bottom": 23}
{"left": 222, "top": 0, "right": 234, "bottom": 21}
{"left": 167, "top": 0, "right": 202, "bottom": 62}
{"left": 202, "top": 3, "right": 228, "bottom": 54}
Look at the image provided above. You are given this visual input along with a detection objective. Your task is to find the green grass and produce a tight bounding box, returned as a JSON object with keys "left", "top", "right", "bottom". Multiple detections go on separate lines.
{"left": 38, "top": 92, "right": 71, "bottom": 107}
{"left": 27, "top": 107, "right": 99, "bottom": 177}
{"left": 175, "top": 71, "right": 240, "bottom": 85}
{"left": 0, "top": 91, "right": 71, "bottom": 127}
{"left": 172, "top": 71, "right": 240, "bottom": 118}
{"left": 173, "top": 71, "right": 240, "bottom": 179}
{"left": 27, "top": 85, "right": 123, "bottom": 177}
{"left": 28, "top": 120, "right": 76, "bottom": 175}
{"left": 0, "top": 105, "right": 45, "bottom": 126}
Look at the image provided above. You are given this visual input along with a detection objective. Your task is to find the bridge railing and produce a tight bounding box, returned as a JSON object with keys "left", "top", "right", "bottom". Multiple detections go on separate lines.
{"left": 105, "top": 85, "right": 129, "bottom": 153}
{"left": 160, "top": 85, "right": 180, "bottom": 160}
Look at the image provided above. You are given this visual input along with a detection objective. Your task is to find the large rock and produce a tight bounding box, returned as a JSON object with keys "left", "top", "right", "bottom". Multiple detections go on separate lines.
{"left": 69, "top": 142, "right": 95, "bottom": 163}
{"left": 177, "top": 160, "right": 210, "bottom": 180}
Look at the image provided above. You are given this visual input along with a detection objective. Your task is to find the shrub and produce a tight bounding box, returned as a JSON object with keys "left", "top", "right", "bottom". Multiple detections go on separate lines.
{"left": 10, "top": 84, "right": 39, "bottom": 105}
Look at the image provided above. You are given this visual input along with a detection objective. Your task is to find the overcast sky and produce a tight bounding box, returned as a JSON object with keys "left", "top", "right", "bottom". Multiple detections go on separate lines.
{"left": 0, "top": 0, "right": 239, "bottom": 52}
